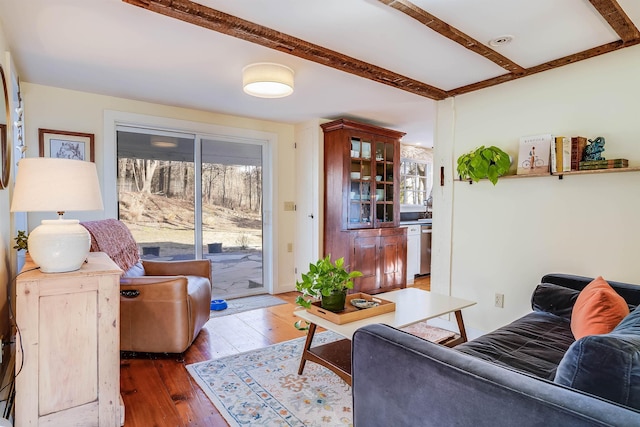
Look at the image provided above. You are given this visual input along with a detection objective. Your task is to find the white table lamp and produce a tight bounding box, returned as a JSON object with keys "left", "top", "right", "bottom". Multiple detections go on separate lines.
{"left": 10, "top": 158, "right": 104, "bottom": 273}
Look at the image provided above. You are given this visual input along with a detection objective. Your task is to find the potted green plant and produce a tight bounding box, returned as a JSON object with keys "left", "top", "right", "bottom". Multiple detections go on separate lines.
{"left": 457, "top": 145, "right": 511, "bottom": 185}
{"left": 13, "top": 230, "right": 28, "bottom": 252}
{"left": 295, "top": 255, "right": 363, "bottom": 313}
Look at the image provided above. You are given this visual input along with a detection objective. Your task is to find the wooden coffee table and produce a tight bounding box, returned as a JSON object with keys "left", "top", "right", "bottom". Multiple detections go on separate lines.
{"left": 294, "top": 287, "right": 476, "bottom": 385}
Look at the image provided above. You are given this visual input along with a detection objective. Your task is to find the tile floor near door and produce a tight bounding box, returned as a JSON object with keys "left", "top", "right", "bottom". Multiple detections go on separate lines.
{"left": 119, "top": 277, "right": 430, "bottom": 426}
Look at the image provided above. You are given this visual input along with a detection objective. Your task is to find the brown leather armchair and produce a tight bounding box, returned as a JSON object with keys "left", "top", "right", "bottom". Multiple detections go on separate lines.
{"left": 81, "top": 219, "right": 212, "bottom": 353}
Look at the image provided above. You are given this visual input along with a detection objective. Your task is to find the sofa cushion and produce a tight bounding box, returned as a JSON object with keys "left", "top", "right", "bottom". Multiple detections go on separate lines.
{"left": 456, "top": 311, "right": 575, "bottom": 380}
{"left": 571, "top": 276, "right": 629, "bottom": 340}
{"left": 555, "top": 305, "right": 640, "bottom": 410}
{"left": 531, "top": 283, "right": 580, "bottom": 319}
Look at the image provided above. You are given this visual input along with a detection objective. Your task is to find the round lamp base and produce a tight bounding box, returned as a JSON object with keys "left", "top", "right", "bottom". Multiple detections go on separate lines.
{"left": 28, "top": 219, "right": 91, "bottom": 273}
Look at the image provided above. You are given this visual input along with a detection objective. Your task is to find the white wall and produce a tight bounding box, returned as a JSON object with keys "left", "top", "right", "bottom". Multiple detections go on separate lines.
{"left": 20, "top": 83, "right": 297, "bottom": 293}
{"left": 434, "top": 44, "right": 640, "bottom": 333}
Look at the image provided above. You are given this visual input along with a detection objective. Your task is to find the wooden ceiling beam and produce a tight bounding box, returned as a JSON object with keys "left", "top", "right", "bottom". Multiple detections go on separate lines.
{"left": 447, "top": 38, "right": 640, "bottom": 97}
{"left": 123, "top": 0, "right": 448, "bottom": 100}
{"left": 588, "top": 0, "right": 640, "bottom": 42}
{"left": 377, "top": 0, "right": 526, "bottom": 74}
{"left": 124, "top": 0, "right": 640, "bottom": 102}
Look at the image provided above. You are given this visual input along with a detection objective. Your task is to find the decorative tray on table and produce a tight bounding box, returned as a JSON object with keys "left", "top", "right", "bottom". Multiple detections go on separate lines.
{"left": 306, "top": 292, "right": 396, "bottom": 325}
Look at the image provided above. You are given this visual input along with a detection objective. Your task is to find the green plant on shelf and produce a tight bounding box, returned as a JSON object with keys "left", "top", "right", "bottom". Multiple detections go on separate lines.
{"left": 457, "top": 145, "right": 511, "bottom": 185}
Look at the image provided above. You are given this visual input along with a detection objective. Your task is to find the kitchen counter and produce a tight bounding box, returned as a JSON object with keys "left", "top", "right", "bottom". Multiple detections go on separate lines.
{"left": 399, "top": 219, "right": 432, "bottom": 226}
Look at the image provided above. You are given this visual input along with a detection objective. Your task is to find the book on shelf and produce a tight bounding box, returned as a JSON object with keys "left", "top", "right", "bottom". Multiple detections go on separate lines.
{"left": 551, "top": 136, "right": 571, "bottom": 173}
{"left": 570, "top": 136, "right": 587, "bottom": 171}
{"left": 578, "top": 159, "right": 629, "bottom": 170}
{"left": 517, "top": 134, "right": 552, "bottom": 175}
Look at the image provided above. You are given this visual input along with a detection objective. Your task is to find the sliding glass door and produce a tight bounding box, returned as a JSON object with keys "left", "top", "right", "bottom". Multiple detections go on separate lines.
{"left": 116, "top": 127, "right": 265, "bottom": 299}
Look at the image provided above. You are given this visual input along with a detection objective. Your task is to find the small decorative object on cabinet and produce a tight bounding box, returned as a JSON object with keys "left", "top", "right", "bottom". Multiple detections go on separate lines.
{"left": 456, "top": 145, "right": 511, "bottom": 185}
{"left": 15, "top": 252, "right": 123, "bottom": 426}
{"left": 321, "top": 119, "right": 407, "bottom": 294}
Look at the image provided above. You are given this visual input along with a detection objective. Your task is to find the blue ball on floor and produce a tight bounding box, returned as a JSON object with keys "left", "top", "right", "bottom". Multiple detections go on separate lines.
{"left": 210, "top": 299, "right": 228, "bottom": 311}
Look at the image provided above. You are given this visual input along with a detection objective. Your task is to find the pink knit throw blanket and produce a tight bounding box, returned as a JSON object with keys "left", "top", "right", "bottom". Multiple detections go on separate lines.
{"left": 81, "top": 219, "right": 140, "bottom": 272}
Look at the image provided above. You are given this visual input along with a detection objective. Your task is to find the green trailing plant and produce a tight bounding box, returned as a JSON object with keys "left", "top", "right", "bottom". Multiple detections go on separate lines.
{"left": 457, "top": 145, "right": 511, "bottom": 185}
{"left": 294, "top": 255, "right": 363, "bottom": 329}
{"left": 13, "top": 230, "right": 28, "bottom": 252}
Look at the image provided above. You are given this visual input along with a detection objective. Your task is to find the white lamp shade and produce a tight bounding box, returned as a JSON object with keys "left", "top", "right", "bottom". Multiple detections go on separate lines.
{"left": 11, "top": 158, "right": 103, "bottom": 213}
{"left": 11, "top": 158, "right": 104, "bottom": 273}
{"left": 242, "top": 62, "right": 294, "bottom": 98}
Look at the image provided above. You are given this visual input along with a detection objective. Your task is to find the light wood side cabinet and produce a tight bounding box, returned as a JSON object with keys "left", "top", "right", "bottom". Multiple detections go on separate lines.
{"left": 322, "top": 118, "right": 407, "bottom": 294}
{"left": 16, "top": 252, "right": 123, "bottom": 426}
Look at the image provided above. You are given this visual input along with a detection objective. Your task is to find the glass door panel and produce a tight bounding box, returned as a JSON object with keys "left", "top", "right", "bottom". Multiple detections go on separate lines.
{"left": 374, "top": 140, "right": 395, "bottom": 226}
{"left": 348, "top": 136, "right": 373, "bottom": 228}
{"left": 116, "top": 129, "right": 196, "bottom": 260}
{"left": 201, "top": 138, "right": 264, "bottom": 299}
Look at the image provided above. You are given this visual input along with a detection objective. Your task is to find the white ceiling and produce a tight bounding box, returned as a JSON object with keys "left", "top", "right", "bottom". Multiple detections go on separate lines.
{"left": 0, "top": 0, "right": 638, "bottom": 146}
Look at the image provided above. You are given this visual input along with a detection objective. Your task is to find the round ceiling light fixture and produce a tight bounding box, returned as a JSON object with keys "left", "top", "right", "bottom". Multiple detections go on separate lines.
{"left": 488, "top": 35, "right": 514, "bottom": 47}
{"left": 150, "top": 136, "right": 178, "bottom": 148}
{"left": 242, "top": 62, "right": 294, "bottom": 98}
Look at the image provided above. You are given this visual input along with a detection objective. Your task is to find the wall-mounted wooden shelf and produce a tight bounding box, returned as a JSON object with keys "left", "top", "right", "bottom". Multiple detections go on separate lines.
{"left": 456, "top": 166, "right": 640, "bottom": 183}
{"left": 552, "top": 166, "right": 640, "bottom": 178}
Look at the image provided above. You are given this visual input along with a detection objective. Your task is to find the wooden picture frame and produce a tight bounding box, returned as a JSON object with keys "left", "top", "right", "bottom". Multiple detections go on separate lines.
{"left": 39, "top": 128, "right": 95, "bottom": 162}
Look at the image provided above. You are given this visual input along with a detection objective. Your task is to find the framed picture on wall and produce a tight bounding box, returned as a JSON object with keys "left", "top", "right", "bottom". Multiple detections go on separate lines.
{"left": 39, "top": 128, "right": 95, "bottom": 162}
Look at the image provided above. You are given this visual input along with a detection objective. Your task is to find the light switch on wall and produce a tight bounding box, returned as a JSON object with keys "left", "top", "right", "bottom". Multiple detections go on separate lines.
{"left": 284, "top": 201, "right": 295, "bottom": 211}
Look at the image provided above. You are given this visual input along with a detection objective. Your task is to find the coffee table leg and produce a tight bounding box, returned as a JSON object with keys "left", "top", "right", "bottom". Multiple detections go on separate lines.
{"left": 298, "top": 322, "right": 317, "bottom": 375}
{"left": 454, "top": 310, "right": 468, "bottom": 343}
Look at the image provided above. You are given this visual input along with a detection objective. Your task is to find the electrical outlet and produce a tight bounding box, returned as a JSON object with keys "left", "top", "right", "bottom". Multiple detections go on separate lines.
{"left": 284, "top": 201, "right": 295, "bottom": 211}
{"left": 287, "top": 243, "right": 293, "bottom": 252}
{"left": 494, "top": 293, "right": 504, "bottom": 308}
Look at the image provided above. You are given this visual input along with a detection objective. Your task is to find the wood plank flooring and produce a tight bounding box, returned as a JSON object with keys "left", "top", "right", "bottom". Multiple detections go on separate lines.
{"left": 120, "top": 276, "right": 430, "bottom": 426}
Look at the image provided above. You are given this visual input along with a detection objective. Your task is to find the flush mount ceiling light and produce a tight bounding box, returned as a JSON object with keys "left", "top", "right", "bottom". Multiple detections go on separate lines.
{"left": 488, "top": 35, "right": 514, "bottom": 47}
{"left": 242, "top": 62, "right": 294, "bottom": 98}
{"left": 150, "top": 136, "right": 178, "bottom": 148}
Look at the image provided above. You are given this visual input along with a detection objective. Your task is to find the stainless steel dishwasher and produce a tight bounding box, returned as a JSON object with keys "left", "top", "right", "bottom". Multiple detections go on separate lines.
{"left": 420, "top": 223, "right": 432, "bottom": 275}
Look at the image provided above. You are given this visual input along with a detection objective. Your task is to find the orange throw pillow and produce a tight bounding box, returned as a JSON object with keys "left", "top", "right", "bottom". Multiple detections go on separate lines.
{"left": 571, "top": 276, "right": 629, "bottom": 340}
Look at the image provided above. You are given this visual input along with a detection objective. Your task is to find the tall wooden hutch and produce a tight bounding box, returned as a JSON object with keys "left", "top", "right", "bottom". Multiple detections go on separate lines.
{"left": 322, "top": 119, "right": 407, "bottom": 294}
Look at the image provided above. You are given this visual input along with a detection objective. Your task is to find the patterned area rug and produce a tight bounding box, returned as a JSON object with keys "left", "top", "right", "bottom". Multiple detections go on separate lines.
{"left": 187, "top": 323, "right": 456, "bottom": 426}
{"left": 210, "top": 294, "right": 286, "bottom": 318}
{"left": 187, "top": 331, "right": 352, "bottom": 427}
{"left": 400, "top": 322, "right": 456, "bottom": 343}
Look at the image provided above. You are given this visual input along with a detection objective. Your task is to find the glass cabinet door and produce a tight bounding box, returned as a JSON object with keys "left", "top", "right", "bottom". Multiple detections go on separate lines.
{"left": 374, "top": 140, "right": 395, "bottom": 226}
{"left": 348, "top": 137, "right": 372, "bottom": 227}
{"left": 347, "top": 136, "right": 396, "bottom": 229}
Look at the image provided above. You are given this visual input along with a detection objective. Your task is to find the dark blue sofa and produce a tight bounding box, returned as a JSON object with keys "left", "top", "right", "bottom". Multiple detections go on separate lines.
{"left": 352, "top": 274, "right": 640, "bottom": 426}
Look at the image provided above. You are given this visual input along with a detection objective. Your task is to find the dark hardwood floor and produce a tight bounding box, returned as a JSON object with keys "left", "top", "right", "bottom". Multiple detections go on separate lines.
{"left": 120, "top": 276, "right": 430, "bottom": 426}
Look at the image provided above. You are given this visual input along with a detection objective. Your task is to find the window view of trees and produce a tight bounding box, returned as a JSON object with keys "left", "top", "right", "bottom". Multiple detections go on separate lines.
{"left": 116, "top": 131, "right": 265, "bottom": 299}
{"left": 118, "top": 157, "right": 263, "bottom": 251}
{"left": 118, "top": 158, "right": 262, "bottom": 212}
{"left": 400, "top": 159, "right": 431, "bottom": 205}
